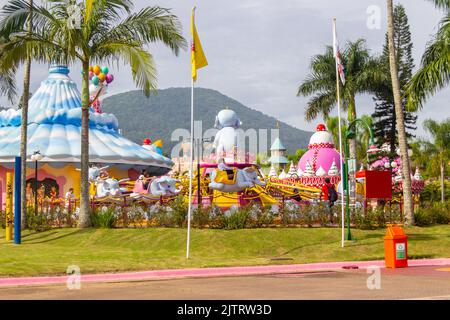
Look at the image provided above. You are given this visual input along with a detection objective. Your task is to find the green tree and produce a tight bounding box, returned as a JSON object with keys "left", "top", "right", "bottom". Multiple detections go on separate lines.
{"left": 405, "top": 0, "right": 449, "bottom": 109}
{"left": 0, "top": 0, "right": 35, "bottom": 229}
{"left": 372, "top": 4, "right": 417, "bottom": 154}
{"left": 1, "top": 0, "right": 186, "bottom": 227}
{"left": 421, "top": 118, "right": 450, "bottom": 203}
{"left": 287, "top": 149, "right": 306, "bottom": 163}
{"left": 355, "top": 114, "right": 374, "bottom": 165}
{"left": 0, "top": 38, "right": 16, "bottom": 102}
{"left": 325, "top": 116, "right": 347, "bottom": 150}
{"left": 297, "top": 39, "right": 385, "bottom": 161}
{"left": 387, "top": 0, "right": 414, "bottom": 225}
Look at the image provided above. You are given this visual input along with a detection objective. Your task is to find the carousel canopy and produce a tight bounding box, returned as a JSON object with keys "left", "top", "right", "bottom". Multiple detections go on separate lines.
{"left": 0, "top": 66, "right": 173, "bottom": 170}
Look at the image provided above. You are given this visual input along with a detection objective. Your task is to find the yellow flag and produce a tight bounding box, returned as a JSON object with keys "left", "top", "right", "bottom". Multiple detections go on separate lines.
{"left": 191, "top": 7, "right": 208, "bottom": 81}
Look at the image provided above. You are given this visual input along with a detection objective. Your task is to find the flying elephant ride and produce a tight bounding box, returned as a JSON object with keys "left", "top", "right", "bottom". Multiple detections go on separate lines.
{"left": 191, "top": 162, "right": 277, "bottom": 209}
{"left": 88, "top": 165, "right": 130, "bottom": 204}
{"left": 181, "top": 108, "right": 280, "bottom": 209}
{"left": 130, "top": 175, "right": 183, "bottom": 203}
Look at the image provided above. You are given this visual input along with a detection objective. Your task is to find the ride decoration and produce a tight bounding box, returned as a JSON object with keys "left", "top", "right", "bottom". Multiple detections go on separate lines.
{"left": 142, "top": 138, "right": 164, "bottom": 155}
{"left": 368, "top": 143, "right": 425, "bottom": 195}
{"left": 87, "top": 65, "right": 115, "bottom": 113}
{"left": 295, "top": 123, "right": 342, "bottom": 187}
{"left": 88, "top": 165, "right": 129, "bottom": 199}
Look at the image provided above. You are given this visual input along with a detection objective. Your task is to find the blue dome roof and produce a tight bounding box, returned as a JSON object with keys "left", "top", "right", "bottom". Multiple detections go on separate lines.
{"left": 0, "top": 66, "right": 173, "bottom": 169}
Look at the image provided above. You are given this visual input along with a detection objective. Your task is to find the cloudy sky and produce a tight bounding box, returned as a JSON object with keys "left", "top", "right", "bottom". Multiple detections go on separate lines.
{"left": 1, "top": 0, "right": 448, "bottom": 139}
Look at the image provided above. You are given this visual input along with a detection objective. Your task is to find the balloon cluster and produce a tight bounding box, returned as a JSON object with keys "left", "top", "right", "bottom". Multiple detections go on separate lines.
{"left": 87, "top": 65, "right": 114, "bottom": 113}
{"left": 89, "top": 65, "right": 114, "bottom": 85}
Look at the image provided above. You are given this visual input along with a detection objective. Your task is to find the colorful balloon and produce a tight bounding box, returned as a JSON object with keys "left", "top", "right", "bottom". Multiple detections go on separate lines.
{"left": 88, "top": 71, "right": 94, "bottom": 80}
{"left": 92, "top": 75, "right": 99, "bottom": 85}
{"left": 89, "top": 66, "right": 93, "bottom": 72}
{"left": 101, "top": 66, "right": 109, "bottom": 75}
{"left": 93, "top": 65, "right": 101, "bottom": 75}
{"left": 98, "top": 73, "right": 106, "bottom": 82}
{"left": 105, "top": 73, "right": 114, "bottom": 84}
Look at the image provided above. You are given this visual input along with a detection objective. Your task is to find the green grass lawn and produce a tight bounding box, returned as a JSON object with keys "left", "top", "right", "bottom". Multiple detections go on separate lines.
{"left": 1, "top": 226, "right": 449, "bottom": 277}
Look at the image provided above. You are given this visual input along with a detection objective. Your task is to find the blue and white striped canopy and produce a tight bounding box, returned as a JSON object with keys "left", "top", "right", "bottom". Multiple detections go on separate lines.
{"left": 0, "top": 66, "right": 173, "bottom": 169}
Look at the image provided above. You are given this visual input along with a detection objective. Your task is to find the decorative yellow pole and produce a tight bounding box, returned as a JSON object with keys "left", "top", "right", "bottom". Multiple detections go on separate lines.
{"left": 5, "top": 172, "right": 13, "bottom": 241}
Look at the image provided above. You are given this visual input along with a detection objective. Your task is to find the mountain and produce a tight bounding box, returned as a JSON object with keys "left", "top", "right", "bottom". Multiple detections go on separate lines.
{"left": 102, "top": 88, "right": 311, "bottom": 155}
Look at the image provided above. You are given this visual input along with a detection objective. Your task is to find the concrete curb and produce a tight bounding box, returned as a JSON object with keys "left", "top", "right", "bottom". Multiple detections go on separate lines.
{"left": 1, "top": 258, "right": 449, "bottom": 288}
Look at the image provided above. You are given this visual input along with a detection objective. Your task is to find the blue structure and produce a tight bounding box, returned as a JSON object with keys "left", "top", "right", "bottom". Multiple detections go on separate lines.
{"left": 0, "top": 66, "right": 173, "bottom": 203}
{"left": 13, "top": 156, "right": 21, "bottom": 244}
{"left": 269, "top": 137, "right": 289, "bottom": 169}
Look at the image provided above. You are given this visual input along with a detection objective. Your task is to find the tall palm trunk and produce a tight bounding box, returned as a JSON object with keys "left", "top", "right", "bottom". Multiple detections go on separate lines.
{"left": 440, "top": 157, "right": 445, "bottom": 203}
{"left": 387, "top": 0, "right": 414, "bottom": 225}
{"left": 77, "top": 60, "right": 91, "bottom": 228}
{"left": 20, "top": 0, "right": 33, "bottom": 229}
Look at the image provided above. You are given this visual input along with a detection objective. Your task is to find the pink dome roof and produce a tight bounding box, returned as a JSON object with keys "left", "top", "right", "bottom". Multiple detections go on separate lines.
{"left": 298, "top": 148, "right": 341, "bottom": 173}
{"left": 298, "top": 123, "right": 341, "bottom": 174}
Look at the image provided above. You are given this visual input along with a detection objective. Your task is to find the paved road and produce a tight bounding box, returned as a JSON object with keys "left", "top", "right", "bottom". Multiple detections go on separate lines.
{"left": 0, "top": 265, "right": 449, "bottom": 300}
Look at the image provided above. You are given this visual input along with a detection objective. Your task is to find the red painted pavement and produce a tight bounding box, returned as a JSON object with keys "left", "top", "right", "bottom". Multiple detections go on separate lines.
{"left": 0, "top": 258, "right": 449, "bottom": 288}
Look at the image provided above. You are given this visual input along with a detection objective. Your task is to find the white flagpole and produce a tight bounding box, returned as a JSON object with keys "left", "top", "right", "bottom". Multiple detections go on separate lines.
{"left": 333, "top": 18, "right": 345, "bottom": 248}
{"left": 186, "top": 74, "right": 194, "bottom": 259}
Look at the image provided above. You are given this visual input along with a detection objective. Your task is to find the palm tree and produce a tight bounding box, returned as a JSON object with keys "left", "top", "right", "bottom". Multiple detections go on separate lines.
{"left": 387, "top": 0, "right": 414, "bottom": 225}
{"left": 1, "top": 0, "right": 186, "bottom": 227}
{"left": 422, "top": 118, "right": 450, "bottom": 203}
{"left": 19, "top": 0, "right": 33, "bottom": 230}
{"left": 325, "top": 116, "right": 347, "bottom": 149}
{"left": 405, "top": 0, "right": 449, "bottom": 109}
{"left": 298, "top": 39, "right": 385, "bottom": 160}
{"left": 355, "top": 114, "right": 374, "bottom": 165}
{"left": 0, "top": 38, "right": 17, "bottom": 103}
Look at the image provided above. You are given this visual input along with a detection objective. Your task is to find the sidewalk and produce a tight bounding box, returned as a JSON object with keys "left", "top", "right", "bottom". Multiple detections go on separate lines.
{"left": 1, "top": 258, "right": 449, "bottom": 288}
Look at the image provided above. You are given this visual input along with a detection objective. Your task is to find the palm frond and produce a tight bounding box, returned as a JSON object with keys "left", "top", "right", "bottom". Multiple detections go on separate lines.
{"left": 97, "top": 6, "right": 187, "bottom": 55}
{"left": 427, "top": 0, "right": 450, "bottom": 10}
{"left": 406, "top": 14, "right": 449, "bottom": 110}
{"left": 95, "top": 39, "right": 157, "bottom": 95}
{"left": 304, "top": 92, "right": 336, "bottom": 121}
{"left": 0, "top": 66, "right": 16, "bottom": 103}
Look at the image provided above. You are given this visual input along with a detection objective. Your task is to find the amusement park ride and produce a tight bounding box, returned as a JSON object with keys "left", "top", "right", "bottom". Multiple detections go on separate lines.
{"left": 87, "top": 108, "right": 425, "bottom": 213}
{"left": 8, "top": 65, "right": 420, "bottom": 211}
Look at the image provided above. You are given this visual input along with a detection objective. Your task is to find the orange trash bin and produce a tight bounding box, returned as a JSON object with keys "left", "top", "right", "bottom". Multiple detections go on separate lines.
{"left": 384, "top": 224, "right": 408, "bottom": 268}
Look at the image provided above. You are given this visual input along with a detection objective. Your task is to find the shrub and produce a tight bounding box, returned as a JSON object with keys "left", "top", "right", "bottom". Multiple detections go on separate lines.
{"left": 168, "top": 195, "right": 188, "bottom": 227}
{"left": 429, "top": 203, "right": 450, "bottom": 225}
{"left": 150, "top": 203, "right": 174, "bottom": 227}
{"left": 414, "top": 208, "right": 434, "bottom": 227}
{"left": 414, "top": 203, "right": 450, "bottom": 226}
{"left": 247, "top": 204, "right": 274, "bottom": 228}
{"left": 192, "top": 206, "right": 210, "bottom": 228}
{"left": 315, "top": 202, "right": 333, "bottom": 226}
{"left": 26, "top": 207, "right": 51, "bottom": 232}
{"left": 353, "top": 207, "right": 382, "bottom": 230}
{"left": 280, "top": 202, "right": 315, "bottom": 226}
{"left": 91, "top": 206, "right": 118, "bottom": 228}
{"left": 207, "top": 205, "right": 224, "bottom": 229}
{"left": 220, "top": 205, "right": 251, "bottom": 230}
{"left": 126, "top": 204, "right": 147, "bottom": 228}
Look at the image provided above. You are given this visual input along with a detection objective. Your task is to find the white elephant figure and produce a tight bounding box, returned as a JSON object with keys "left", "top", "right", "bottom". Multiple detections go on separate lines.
{"left": 88, "top": 165, "right": 109, "bottom": 182}
{"left": 149, "top": 176, "right": 182, "bottom": 196}
{"left": 209, "top": 167, "right": 266, "bottom": 193}
{"left": 213, "top": 109, "right": 242, "bottom": 156}
{"left": 95, "top": 178, "right": 129, "bottom": 198}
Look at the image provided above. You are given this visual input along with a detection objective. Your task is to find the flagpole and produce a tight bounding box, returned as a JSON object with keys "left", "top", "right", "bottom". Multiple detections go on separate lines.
{"left": 186, "top": 76, "right": 194, "bottom": 259}
{"left": 333, "top": 18, "right": 345, "bottom": 248}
